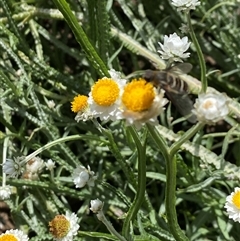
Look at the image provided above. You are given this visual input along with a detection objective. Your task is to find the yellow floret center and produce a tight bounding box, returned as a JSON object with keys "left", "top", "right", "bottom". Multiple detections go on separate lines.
{"left": 71, "top": 95, "right": 88, "bottom": 113}
{"left": 49, "top": 215, "right": 70, "bottom": 238}
{"left": 122, "top": 78, "right": 155, "bottom": 112}
{"left": 92, "top": 78, "right": 120, "bottom": 106}
{"left": 232, "top": 190, "right": 240, "bottom": 209}
{"left": 203, "top": 99, "right": 214, "bottom": 109}
{"left": 0, "top": 234, "right": 17, "bottom": 241}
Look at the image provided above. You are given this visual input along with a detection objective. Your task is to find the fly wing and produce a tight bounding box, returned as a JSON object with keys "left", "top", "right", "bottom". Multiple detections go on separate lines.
{"left": 165, "top": 91, "right": 197, "bottom": 123}
{"left": 168, "top": 63, "right": 193, "bottom": 75}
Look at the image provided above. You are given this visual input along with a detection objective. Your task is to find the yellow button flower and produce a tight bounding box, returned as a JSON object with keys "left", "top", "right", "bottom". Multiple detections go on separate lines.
{"left": 88, "top": 69, "right": 127, "bottom": 121}
{"left": 121, "top": 78, "right": 168, "bottom": 129}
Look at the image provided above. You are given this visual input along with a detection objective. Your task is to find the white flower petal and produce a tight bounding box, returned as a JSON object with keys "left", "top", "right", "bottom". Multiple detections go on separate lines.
{"left": 171, "top": 0, "right": 201, "bottom": 11}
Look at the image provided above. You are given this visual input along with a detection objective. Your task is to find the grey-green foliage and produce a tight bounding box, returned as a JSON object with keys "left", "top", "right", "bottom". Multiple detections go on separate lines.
{"left": 1, "top": 0, "right": 240, "bottom": 241}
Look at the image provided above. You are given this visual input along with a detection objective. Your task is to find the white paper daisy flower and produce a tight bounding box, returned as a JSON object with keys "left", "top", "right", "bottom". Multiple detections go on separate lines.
{"left": 225, "top": 187, "right": 240, "bottom": 223}
{"left": 49, "top": 211, "right": 79, "bottom": 241}
{"left": 2, "top": 157, "right": 24, "bottom": 178}
{"left": 120, "top": 78, "right": 168, "bottom": 129}
{"left": 88, "top": 69, "right": 127, "bottom": 121}
{"left": 158, "top": 33, "right": 191, "bottom": 63}
{"left": 0, "top": 229, "right": 29, "bottom": 241}
{"left": 192, "top": 91, "right": 229, "bottom": 124}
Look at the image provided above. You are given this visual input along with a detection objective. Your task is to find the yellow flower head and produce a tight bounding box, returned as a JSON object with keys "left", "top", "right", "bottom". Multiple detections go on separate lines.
{"left": 91, "top": 78, "right": 120, "bottom": 106}
{"left": 122, "top": 78, "right": 155, "bottom": 112}
{"left": 49, "top": 212, "right": 79, "bottom": 241}
{"left": 232, "top": 189, "right": 240, "bottom": 209}
{"left": 49, "top": 215, "right": 70, "bottom": 238}
{"left": 120, "top": 78, "right": 168, "bottom": 129}
{"left": 88, "top": 69, "right": 127, "bottom": 121}
{"left": 71, "top": 95, "right": 88, "bottom": 113}
{"left": 0, "top": 229, "right": 29, "bottom": 241}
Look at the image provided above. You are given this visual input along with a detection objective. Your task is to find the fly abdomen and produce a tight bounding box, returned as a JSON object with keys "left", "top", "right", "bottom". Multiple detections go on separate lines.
{"left": 166, "top": 73, "right": 188, "bottom": 93}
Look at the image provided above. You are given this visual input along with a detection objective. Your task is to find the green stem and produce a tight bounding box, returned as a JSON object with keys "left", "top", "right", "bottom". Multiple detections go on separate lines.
{"left": 165, "top": 154, "right": 189, "bottom": 241}
{"left": 187, "top": 12, "right": 207, "bottom": 93}
{"left": 52, "top": 0, "right": 109, "bottom": 77}
{"left": 98, "top": 211, "right": 128, "bottom": 241}
{"left": 2, "top": 137, "right": 9, "bottom": 186}
{"left": 122, "top": 126, "right": 147, "bottom": 240}
{"left": 169, "top": 122, "right": 204, "bottom": 157}
{"left": 22, "top": 134, "right": 106, "bottom": 165}
{"left": 147, "top": 124, "right": 189, "bottom": 241}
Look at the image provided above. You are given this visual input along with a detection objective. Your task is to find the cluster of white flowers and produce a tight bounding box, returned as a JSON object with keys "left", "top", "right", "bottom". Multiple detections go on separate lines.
{"left": 3, "top": 156, "right": 56, "bottom": 180}
{"left": 71, "top": 69, "right": 168, "bottom": 129}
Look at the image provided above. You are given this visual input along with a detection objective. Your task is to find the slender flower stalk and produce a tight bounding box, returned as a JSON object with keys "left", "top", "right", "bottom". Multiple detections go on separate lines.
{"left": 90, "top": 199, "right": 127, "bottom": 241}
{"left": 169, "top": 122, "right": 204, "bottom": 156}
{"left": 122, "top": 127, "right": 147, "bottom": 240}
{"left": 186, "top": 12, "right": 207, "bottom": 93}
{"left": 147, "top": 124, "right": 189, "bottom": 241}
{"left": 2, "top": 137, "right": 9, "bottom": 185}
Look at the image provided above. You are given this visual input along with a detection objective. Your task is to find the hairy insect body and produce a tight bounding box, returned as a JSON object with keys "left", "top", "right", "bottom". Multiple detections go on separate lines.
{"left": 143, "top": 66, "right": 196, "bottom": 123}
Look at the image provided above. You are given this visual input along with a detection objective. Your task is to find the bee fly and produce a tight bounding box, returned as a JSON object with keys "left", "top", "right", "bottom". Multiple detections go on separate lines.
{"left": 143, "top": 63, "right": 197, "bottom": 123}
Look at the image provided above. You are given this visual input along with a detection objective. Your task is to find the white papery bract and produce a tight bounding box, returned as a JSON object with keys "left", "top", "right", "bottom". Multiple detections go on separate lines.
{"left": 0, "top": 185, "right": 11, "bottom": 200}
{"left": 45, "top": 159, "right": 56, "bottom": 171}
{"left": 192, "top": 92, "right": 229, "bottom": 124}
{"left": 72, "top": 165, "right": 97, "bottom": 188}
{"left": 225, "top": 187, "right": 240, "bottom": 223}
{"left": 158, "top": 33, "right": 191, "bottom": 62}
{"left": 171, "top": 0, "right": 201, "bottom": 11}
{"left": 90, "top": 199, "right": 104, "bottom": 213}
